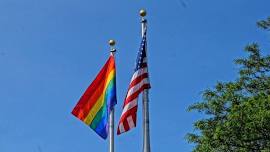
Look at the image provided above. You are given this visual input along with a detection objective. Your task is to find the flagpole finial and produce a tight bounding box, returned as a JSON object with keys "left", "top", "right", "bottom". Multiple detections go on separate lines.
{"left": 140, "top": 9, "right": 147, "bottom": 17}
{"left": 109, "top": 39, "right": 116, "bottom": 46}
{"left": 109, "top": 39, "right": 116, "bottom": 53}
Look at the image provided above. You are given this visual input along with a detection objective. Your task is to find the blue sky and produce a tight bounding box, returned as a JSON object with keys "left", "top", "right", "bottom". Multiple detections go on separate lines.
{"left": 0, "top": 0, "right": 269, "bottom": 151}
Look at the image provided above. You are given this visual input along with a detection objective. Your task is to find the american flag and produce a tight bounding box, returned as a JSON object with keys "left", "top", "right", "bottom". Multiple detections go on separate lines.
{"left": 117, "top": 31, "right": 151, "bottom": 135}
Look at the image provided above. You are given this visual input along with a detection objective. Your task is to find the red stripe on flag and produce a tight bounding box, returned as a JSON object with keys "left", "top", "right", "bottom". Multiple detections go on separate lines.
{"left": 72, "top": 56, "right": 115, "bottom": 120}
{"left": 128, "top": 73, "right": 149, "bottom": 89}
{"left": 117, "top": 105, "right": 138, "bottom": 134}
{"left": 124, "top": 84, "right": 151, "bottom": 105}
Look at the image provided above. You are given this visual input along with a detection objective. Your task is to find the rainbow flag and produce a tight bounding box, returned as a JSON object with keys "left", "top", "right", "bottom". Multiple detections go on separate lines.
{"left": 72, "top": 55, "right": 117, "bottom": 139}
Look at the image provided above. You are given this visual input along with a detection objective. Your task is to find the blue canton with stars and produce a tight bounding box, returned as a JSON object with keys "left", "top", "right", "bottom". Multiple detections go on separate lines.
{"left": 135, "top": 31, "right": 147, "bottom": 71}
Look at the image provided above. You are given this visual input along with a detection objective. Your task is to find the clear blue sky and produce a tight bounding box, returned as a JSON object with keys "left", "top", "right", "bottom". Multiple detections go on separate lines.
{"left": 0, "top": 0, "right": 269, "bottom": 151}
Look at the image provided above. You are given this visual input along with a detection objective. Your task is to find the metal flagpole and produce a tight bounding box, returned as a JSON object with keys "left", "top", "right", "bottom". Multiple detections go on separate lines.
{"left": 140, "top": 9, "right": 151, "bottom": 152}
{"left": 109, "top": 39, "right": 116, "bottom": 152}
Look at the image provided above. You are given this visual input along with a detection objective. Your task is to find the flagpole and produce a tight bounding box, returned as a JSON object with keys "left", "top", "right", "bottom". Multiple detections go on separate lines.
{"left": 140, "top": 9, "right": 151, "bottom": 152}
{"left": 109, "top": 39, "right": 116, "bottom": 152}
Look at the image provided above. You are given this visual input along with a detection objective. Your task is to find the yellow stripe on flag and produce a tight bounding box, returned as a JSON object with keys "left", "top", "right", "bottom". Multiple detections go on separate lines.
{"left": 83, "top": 70, "right": 115, "bottom": 125}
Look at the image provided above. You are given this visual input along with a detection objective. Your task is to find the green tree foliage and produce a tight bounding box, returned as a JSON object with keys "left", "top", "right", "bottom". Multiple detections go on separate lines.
{"left": 186, "top": 18, "right": 270, "bottom": 152}
{"left": 257, "top": 17, "right": 270, "bottom": 30}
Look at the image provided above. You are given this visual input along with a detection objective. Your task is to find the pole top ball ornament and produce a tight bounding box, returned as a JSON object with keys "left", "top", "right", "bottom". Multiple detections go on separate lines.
{"left": 109, "top": 39, "right": 116, "bottom": 46}
{"left": 140, "top": 9, "right": 147, "bottom": 17}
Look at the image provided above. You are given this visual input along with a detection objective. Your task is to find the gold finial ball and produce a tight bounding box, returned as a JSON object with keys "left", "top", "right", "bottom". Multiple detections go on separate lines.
{"left": 140, "top": 9, "right": 147, "bottom": 17}
{"left": 109, "top": 39, "right": 116, "bottom": 46}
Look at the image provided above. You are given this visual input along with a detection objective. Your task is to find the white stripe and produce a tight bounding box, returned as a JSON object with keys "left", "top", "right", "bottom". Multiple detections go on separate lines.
{"left": 121, "top": 98, "right": 138, "bottom": 117}
{"left": 131, "top": 67, "right": 148, "bottom": 82}
{"left": 127, "top": 116, "right": 135, "bottom": 129}
{"left": 126, "top": 78, "right": 149, "bottom": 98}
{"left": 119, "top": 122, "right": 125, "bottom": 133}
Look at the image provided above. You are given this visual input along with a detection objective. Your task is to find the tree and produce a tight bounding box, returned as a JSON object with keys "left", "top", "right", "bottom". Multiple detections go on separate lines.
{"left": 257, "top": 17, "right": 270, "bottom": 30}
{"left": 186, "top": 18, "right": 270, "bottom": 152}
